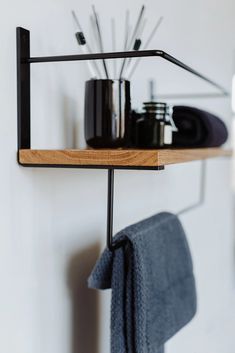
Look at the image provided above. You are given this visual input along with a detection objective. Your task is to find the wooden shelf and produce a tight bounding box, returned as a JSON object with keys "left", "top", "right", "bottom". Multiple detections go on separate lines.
{"left": 18, "top": 148, "right": 232, "bottom": 169}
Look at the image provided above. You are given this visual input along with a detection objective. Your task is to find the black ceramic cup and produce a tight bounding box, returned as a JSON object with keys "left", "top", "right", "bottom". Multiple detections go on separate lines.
{"left": 84, "top": 79, "right": 131, "bottom": 148}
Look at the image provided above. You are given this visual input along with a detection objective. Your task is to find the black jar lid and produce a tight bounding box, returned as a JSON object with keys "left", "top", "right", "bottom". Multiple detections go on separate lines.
{"left": 143, "top": 101, "right": 168, "bottom": 118}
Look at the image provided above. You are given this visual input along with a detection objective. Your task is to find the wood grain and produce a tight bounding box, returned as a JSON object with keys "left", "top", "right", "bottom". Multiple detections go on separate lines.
{"left": 19, "top": 148, "right": 232, "bottom": 168}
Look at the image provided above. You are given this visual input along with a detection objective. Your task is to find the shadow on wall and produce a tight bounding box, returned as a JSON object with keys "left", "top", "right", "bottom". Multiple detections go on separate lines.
{"left": 62, "top": 94, "right": 79, "bottom": 149}
{"left": 67, "top": 243, "right": 101, "bottom": 353}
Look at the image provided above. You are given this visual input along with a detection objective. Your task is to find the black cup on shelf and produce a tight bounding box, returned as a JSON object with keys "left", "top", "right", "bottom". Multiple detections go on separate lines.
{"left": 84, "top": 79, "right": 131, "bottom": 148}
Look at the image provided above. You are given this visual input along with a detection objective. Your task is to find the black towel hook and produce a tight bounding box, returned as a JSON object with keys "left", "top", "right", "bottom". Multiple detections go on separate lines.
{"left": 106, "top": 169, "right": 115, "bottom": 250}
{"left": 107, "top": 169, "right": 126, "bottom": 251}
{"left": 106, "top": 160, "right": 207, "bottom": 251}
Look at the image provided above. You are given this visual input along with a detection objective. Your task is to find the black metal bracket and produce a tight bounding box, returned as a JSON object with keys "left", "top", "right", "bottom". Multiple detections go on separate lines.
{"left": 16, "top": 27, "right": 220, "bottom": 250}
{"left": 17, "top": 27, "right": 30, "bottom": 153}
{"left": 17, "top": 26, "right": 229, "bottom": 163}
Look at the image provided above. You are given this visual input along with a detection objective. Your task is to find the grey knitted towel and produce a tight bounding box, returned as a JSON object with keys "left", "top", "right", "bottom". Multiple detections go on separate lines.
{"left": 88, "top": 212, "right": 197, "bottom": 353}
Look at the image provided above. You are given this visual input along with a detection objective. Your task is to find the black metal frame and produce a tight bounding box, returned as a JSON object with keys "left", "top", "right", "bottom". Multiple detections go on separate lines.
{"left": 16, "top": 26, "right": 221, "bottom": 250}
{"left": 17, "top": 26, "right": 229, "bottom": 158}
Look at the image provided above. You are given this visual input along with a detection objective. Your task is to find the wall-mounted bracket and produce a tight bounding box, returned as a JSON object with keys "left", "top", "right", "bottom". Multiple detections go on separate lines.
{"left": 16, "top": 27, "right": 230, "bottom": 251}
{"left": 16, "top": 26, "right": 229, "bottom": 168}
{"left": 17, "top": 27, "right": 30, "bottom": 153}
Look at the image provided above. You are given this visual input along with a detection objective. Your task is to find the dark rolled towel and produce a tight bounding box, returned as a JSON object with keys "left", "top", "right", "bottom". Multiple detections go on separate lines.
{"left": 172, "top": 106, "right": 228, "bottom": 147}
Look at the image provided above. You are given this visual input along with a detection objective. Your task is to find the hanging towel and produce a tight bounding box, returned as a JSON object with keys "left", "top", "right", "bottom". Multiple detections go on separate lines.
{"left": 172, "top": 106, "right": 228, "bottom": 147}
{"left": 88, "top": 212, "right": 197, "bottom": 353}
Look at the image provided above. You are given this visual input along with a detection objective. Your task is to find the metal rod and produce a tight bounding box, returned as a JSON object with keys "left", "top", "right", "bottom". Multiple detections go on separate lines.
{"left": 89, "top": 15, "right": 104, "bottom": 78}
{"left": 19, "top": 163, "right": 164, "bottom": 170}
{"left": 92, "top": 5, "right": 109, "bottom": 79}
{"left": 111, "top": 18, "right": 117, "bottom": 78}
{"left": 124, "top": 18, "right": 147, "bottom": 74}
{"left": 149, "top": 80, "right": 155, "bottom": 101}
{"left": 106, "top": 168, "right": 137, "bottom": 251}
{"left": 177, "top": 160, "right": 206, "bottom": 216}
{"left": 28, "top": 49, "right": 162, "bottom": 62}
{"left": 72, "top": 10, "right": 102, "bottom": 78}
{"left": 162, "top": 51, "right": 229, "bottom": 96}
{"left": 157, "top": 92, "right": 230, "bottom": 99}
{"left": 107, "top": 169, "right": 114, "bottom": 250}
{"left": 26, "top": 49, "right": 229, "bottom": 96}
{"left": 119, "top": 5, "right": 145, "bottom": 78}
{"left": 71, "top": 10, "right": 83, "bottom": 32}
{"left": 127, "top": 5, "right": 145, "bottom": 51}
{"left": 127, "top": 16, "right": 163, "bottom": 79}
{"left": 123, "top": 10, "right": 130, "bottom": 51}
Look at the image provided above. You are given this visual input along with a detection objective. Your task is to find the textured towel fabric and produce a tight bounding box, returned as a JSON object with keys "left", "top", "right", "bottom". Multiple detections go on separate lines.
{"left": 172, "top": 106, "right": 228, "bottom": 147}
{"left": 88, "top": 212, "right": 197, "bottom": 353}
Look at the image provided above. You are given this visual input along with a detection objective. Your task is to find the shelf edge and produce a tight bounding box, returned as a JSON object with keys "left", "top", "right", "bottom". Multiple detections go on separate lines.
{"left": 18, "top": 148, "right": 232, "bottom": 169}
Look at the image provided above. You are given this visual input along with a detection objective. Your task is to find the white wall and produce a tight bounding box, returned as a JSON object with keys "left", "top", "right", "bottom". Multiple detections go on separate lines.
{"left": 0, "top": 0, "right": 235, "bottom": 352}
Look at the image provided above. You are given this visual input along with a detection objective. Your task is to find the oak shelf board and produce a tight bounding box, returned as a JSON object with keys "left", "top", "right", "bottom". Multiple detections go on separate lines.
{"left": 18, "top": 148, "right": 232, "bottom": 169}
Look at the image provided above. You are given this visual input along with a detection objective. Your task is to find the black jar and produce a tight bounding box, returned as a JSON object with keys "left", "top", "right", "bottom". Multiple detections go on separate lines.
{"left": 84, "top": 79, "right": 131, "bottom": 148}
{"left": 133, "top": 102, "right": 167, "bottom": 148}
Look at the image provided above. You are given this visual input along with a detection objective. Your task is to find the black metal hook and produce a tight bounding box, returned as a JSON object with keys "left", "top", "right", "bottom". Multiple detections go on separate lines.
{"left": 106, "top": 169, "right": 126, "bottom": 251}
{"left": 106, "top": 169, "right": 115, "bottom": 250}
